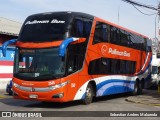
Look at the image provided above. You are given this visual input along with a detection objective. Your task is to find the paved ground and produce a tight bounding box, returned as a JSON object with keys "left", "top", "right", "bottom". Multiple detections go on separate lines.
{"left": 1, "top": 88, "right": 160, "bottom": 106}
{"left": 126, "top": 89, "right": 160, "bottom": 106}
{"left": 0, "top": 89, "right": 160, "bottom": 120}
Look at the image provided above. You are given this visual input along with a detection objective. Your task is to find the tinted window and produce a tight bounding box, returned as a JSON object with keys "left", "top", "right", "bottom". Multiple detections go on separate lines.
{"left": 93, "top": 22, "right": 109, "bottom": 44}
{"left": 88, "top": 58, "right": 136, "bottom": 75}
{"left": 71, "top": 18, "right": 92, "bottom": 38}
{"left": 119, "top": 30, "right": 130, "bottom": 46}
{"left": 110, "top": 26, "right": 119, "bottom": 44}
{"left": 130, "top": 33, "right": 147, "bottom": 51}
{"left": 66, "top": 42, "right": 87, "bottom": 75}
{"left": 92, "top": 21, "right": 148, "bottom": 51}
{"left": 18, "top": 13, "right": 72, "bottom": 42}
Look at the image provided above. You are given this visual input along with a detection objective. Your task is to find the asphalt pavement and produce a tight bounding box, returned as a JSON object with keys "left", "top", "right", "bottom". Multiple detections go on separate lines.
{"left": 0, "top": 89, "right": 6, "bottom": 99}
{"left": 126, "top": 88, "right": 160, "bottom": 106}
{"left": 1, "top": 88, "right": 160, "bottom": 106}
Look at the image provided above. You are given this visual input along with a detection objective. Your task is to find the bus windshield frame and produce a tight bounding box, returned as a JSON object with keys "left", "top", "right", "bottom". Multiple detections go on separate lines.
{"left": 14, "top": 47, "right": 66, "bottom": 81}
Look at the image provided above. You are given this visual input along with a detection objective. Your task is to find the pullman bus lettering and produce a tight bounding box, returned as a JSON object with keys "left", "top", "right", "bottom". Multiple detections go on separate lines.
{"left": 25, "top": 20, "right": 49, "bottom": 25}
{"left": 108, "top": 48, "right": 130, "bottom": 57}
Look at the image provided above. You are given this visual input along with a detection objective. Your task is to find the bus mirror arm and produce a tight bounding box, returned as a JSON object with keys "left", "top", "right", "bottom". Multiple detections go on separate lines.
{"left": 2, "top": 39, "right": 17, "bottom": 57}
{"left": 59, "top": 37, "right": 79, "bottom": 57}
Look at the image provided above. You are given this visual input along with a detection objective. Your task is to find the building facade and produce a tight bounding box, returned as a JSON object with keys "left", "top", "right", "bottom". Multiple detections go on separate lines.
{"left": 0, "top": 17, "right": 22, "bottom": 89}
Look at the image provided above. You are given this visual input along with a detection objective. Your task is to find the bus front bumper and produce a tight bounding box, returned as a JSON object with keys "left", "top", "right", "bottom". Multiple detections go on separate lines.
{"left": 12, "top": 86, "right": 68, "bottom": 102}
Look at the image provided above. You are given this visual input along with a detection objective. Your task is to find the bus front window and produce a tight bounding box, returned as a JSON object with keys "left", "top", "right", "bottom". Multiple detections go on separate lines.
{"left": 14, "top": 47, "right": 65, "bottom": 81}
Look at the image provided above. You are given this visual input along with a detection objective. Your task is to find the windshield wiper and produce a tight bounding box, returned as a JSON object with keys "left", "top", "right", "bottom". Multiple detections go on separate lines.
{"left": 39, "top": 73, "right": 57, "bottom": 79}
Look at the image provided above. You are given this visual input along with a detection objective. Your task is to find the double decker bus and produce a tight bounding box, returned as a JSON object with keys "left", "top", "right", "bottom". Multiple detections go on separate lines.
{"left": 2, "top": 11, "right": 152, "bottom": 104}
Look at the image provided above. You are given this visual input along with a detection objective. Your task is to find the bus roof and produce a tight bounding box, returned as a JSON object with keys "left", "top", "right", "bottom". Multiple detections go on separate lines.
{"left": 27, "top": 11, "right": 94, "bottom": 20}
{"left": 26, "top": 11, "right": 149, "bottom": 39}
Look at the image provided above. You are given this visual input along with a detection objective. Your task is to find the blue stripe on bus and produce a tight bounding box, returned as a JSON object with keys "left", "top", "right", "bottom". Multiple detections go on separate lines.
{"left": 96, "top": 79, "right": 135, "bottom": 97}
{"left": 80, "top": 79, "right": 135, "bottom": 99}
{"left": 137, "top": 53, "right": 152, "bottom": 75}
{"left": 102, "top": 85, "right": 133, "bottom": 96}
{"left": 97, "top": 79, "right": 135, "bottom": 90}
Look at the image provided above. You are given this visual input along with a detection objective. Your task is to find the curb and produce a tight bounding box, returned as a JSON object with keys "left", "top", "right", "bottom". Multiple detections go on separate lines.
{"left": 125, "top": 98, "right": 160, "bottom": 106}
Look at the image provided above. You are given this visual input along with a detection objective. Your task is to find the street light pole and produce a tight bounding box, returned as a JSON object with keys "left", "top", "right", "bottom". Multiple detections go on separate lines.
{"left": 158, "top": 2, "right": 160, "bottom": 53}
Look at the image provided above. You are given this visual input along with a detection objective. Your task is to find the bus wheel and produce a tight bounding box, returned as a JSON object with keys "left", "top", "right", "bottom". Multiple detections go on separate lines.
{"left": 82, "top": 84, "right": 93, "bottom": 105}
{"left": 132, "top": 81, "right": 139, "bottom": 96}
{"left": 138, "top": 81, "right": 143, "bottom": 95}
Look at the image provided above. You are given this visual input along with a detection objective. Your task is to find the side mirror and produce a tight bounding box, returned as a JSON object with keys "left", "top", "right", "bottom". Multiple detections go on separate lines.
{"left": 2, "top": 39, "right": 17, "bottom": 57}
{"left": 59, "top": 37, "right": 79, "bottom": 57}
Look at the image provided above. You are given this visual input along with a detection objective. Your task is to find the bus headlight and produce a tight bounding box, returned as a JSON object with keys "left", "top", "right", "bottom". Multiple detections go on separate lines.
{"left": 13, "top": 82, "right": 20, "bottom": 88}
{"left": 49, "top": 80, "right": 70, "bottom": 90}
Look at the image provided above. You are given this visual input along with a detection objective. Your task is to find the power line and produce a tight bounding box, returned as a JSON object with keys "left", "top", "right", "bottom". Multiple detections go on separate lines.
{"left": 121, "top": 0, "right": 158, "bottom": 11}
{"left": 132, "top": 4, "right": 157, "bottom": 16}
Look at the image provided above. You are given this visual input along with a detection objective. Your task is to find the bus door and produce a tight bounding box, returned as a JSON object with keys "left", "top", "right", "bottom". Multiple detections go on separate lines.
{"left": 67, "top": 17, "right": 92, "bottom": 96}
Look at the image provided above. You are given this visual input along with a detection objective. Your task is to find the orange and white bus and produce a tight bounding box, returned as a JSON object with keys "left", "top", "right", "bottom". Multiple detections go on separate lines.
{"left": 2, "top": 11, "right": 152, "bottom": 104}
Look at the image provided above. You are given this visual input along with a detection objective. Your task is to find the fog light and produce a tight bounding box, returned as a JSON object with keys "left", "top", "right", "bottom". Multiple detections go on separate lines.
{"left": 52, "top": 93, "right": 64, "bottom": 98}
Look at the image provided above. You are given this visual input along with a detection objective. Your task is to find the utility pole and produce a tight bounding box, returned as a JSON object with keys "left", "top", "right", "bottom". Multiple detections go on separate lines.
{"left": 158, "top": 2, "right": 160, "bottom": 53}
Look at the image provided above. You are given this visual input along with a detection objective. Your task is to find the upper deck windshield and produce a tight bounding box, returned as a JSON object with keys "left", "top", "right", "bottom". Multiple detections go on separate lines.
{"left": 14, "top": 47, "right": 65, "bottom": 80}
{"left": 18, "top": 12, "right": 93, "bottom": 42}
{"left": 18, "top": 13, "right": 72, "bottom": 42}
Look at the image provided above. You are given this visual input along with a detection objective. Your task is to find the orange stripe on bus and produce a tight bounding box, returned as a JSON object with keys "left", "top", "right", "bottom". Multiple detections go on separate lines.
{"left": 16, "top": 41, "right": 63, "bottom": 48}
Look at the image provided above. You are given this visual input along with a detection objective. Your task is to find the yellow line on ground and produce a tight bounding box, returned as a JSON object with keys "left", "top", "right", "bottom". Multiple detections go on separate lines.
{"left": 0, "top": 95, "right": 6, "bottom": 99}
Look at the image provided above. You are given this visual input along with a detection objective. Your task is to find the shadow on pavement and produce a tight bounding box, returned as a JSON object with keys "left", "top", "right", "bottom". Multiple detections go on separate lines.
{"left": 0, "top": 91, "right": 132, "bottom": 109}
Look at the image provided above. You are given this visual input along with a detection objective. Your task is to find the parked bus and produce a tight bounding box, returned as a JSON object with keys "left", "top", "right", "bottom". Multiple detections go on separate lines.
{"left": 150, "top": 53, "right": 160, "bottom": 86}
{"left": 2, "top": 12, "right": 152, "bottom": 104}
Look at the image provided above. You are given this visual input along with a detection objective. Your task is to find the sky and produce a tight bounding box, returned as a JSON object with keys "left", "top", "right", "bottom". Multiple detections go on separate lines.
{"left": 0, "top": 0, "right": 159, "bottom": 38}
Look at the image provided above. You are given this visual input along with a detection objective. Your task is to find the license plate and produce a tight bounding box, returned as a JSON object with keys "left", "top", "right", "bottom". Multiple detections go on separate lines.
{"left": 29, "top": 94, "right": 38, "bottom": 99}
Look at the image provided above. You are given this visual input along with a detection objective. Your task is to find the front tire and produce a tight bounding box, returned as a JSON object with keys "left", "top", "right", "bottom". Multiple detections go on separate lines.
{"left": 82, "top": 84, "right": 93, "bottom": 105}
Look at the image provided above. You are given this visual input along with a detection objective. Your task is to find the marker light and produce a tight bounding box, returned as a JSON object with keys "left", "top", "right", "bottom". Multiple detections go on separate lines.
{"left": 49, "top": 81, "right": 70, "bottom": 90}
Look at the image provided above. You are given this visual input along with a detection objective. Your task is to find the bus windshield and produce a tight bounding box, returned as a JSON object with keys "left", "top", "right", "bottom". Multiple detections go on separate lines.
{"left": 14, "top": 47, "right": 65, "bottom": 80}
{"left": 18, "top": 13, "right": 71, "bottom": 42}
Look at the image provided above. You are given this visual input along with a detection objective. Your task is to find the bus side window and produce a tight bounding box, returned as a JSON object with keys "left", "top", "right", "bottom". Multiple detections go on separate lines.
{"left": 71, "top": 18, "right": 92, "bottom": 38}
{"left": 84, "top": 21, "right": 92, "bottom": 37}
{"left": 93, "top": 22, "right": 108, "bottom": 44}
{"left": 110, "top": 26, "right": 118, "bottom": 44}
{"left": 88, "top": 58, "right": 110, "bottom": 75}
{"left": 120, "top": 60, "right": 126, "bottom": 74}
{"left": 119, "top": 30, "right": 129, "bottom": 46}
{"left": 71, "top": 19, "right": 83, "bottom": 38}
{"left": 75, "top": 19, "right": 84, "bottom": 37}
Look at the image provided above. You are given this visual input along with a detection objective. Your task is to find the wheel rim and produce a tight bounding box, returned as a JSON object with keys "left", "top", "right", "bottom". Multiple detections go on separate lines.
{"left": 135, "top": 85, "right": 137, "bottom": 93}
{"left": 86, "top": 87, "right": 92, "bottom": 102}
